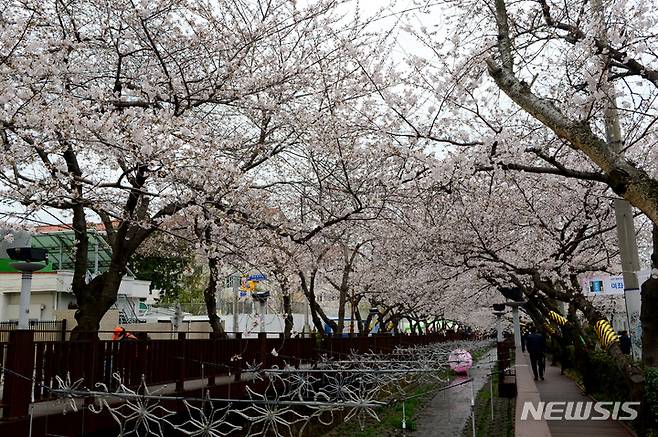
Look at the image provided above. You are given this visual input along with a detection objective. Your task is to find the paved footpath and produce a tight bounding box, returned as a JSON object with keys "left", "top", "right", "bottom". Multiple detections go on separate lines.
{"left": 411, "top": 348, "right": 497, "bottom": 437}
{"left": 516, "top": 352, "right": 634, "bottom": 437}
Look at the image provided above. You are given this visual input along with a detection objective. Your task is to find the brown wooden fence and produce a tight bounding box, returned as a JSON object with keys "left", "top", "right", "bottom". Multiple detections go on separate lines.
{"left": 1, "top": 330, "right": 467, "bottom": 419}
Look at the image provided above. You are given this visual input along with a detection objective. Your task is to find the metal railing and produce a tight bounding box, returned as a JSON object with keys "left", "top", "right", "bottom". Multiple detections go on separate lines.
{"left": 0, "top": 320, "right": 66, "bottom": 342}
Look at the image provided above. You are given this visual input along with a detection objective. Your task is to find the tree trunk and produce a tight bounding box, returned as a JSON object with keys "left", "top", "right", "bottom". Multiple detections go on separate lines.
{"left": 282, "top": 293, "right": 294, "bottom": 338}
{"left": 641, "top": 224, "right": 658, "bottom": 365}
{"left": 337, "top": 288, "right": 347, "bottom": 335}
{"left": 307, "top": 294, "right": 334, "bottom": 335}
{"left": 641, "top": 275, "right": 658, "bottom": 366}
{"left": 336, "top": 248, "right": 351, "bottom": 335}
{"left": 70, "top": 268, "right": 123, "bottom": 340}
{"left": 360, "top": 309, "right": 372, "bottom": 337}
{"left": 355, "top": 306, "right": 369, "bottom": 336}
{"left": 205, "top": 256, "right": 227, "bottom": 338}
{"left": 299, "top": 271, "right": 336, "bottom": 335}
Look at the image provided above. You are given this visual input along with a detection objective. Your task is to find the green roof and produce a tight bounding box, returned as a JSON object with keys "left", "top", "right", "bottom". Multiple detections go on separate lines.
{"left": 0, "top": 228, "right": 138, "bottom": 275}
{"left": 30, "top": 229, "right": 116, "bottom": 273}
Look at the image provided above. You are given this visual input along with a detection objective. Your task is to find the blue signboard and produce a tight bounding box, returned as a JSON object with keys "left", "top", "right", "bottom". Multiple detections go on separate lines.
{"left": 248, "top": 273, "right": 267, "bottom": 281}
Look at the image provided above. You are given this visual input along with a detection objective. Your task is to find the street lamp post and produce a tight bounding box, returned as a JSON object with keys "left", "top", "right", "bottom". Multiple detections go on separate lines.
{"left": 506, "top": 301, "right": 525, "bottom": 349}
{"left": 492, "top": 303, "right": 506, "bottom": 343}
{"left": 7, "top": 248, "right": 48, "bottom": 329}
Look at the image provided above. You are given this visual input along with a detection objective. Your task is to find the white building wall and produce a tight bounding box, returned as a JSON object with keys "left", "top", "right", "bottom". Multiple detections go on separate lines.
{"left": 0, "top": 271, "right": 153, "bottom": 322}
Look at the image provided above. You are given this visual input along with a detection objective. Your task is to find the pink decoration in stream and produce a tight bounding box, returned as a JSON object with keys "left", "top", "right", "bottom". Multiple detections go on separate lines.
{"left": 449, "top": 349, "right": 472, "bottom": 374}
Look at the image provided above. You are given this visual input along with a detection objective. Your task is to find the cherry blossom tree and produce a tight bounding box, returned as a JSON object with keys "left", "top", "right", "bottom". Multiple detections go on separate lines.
{"left": 0, "top": 0, "right": 398, "bottom": 338}
{"left": 393, "top": 0, "right": 658, "bottom": 225}
{"left": 382, "top": 0, "right": 658, "bottom": 368}
{"left": 424, "top": 161, "right": 649, "bottom": 387}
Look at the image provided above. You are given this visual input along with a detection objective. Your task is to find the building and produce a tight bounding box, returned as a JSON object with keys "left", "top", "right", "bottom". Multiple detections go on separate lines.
{"left": 0, "top": 226, "right": 155, "bottom": 323}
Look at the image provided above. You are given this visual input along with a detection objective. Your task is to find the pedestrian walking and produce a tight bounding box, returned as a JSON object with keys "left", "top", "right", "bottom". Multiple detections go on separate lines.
{"left": 525, "top": 326, "right": 545, "bottom": 381}
{"left": 619, "top": 330, "right": 632, "bottom": 355}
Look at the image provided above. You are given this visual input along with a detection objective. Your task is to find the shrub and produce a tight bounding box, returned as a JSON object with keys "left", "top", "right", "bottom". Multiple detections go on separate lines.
{"left": 580, "top": 349, "right": 630, "bottom": 401}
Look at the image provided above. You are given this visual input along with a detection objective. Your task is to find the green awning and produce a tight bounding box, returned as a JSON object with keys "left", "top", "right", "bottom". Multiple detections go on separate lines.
{"left": 30, "top": 230, "right": 116, "bottom": 274}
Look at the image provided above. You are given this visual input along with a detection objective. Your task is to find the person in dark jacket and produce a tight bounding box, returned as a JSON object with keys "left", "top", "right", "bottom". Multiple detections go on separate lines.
{"left": 619, "top": 330, "right": 632, "bottom": 355}
{"left": 525, "top": 326, "right": 545, "bottom": 381}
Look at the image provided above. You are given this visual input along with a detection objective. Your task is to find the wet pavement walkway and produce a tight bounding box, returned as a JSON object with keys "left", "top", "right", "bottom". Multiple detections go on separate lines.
{"left": 516, "top": 351, "right": 634, "bottom": 437}
{"left": 411, "top": 348, "right": 497, "bottom": 436}
{"left": 534, "top": 357, "right": 634, "bottom": 437}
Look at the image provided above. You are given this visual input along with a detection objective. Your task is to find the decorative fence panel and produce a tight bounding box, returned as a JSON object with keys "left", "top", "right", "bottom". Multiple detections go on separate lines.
{"left": 1, "top": 330, "right": 471, "bottom": 419}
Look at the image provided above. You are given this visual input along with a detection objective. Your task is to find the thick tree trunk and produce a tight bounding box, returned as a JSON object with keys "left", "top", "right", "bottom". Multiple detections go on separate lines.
{"left": 641, "top": 275, "right": 658, "bottom": 366}
{"left": 307, "top": 294, "right": 334, "bottom": 335}
{"left": 359, "top": 309, "right": 373, "bottom": 337}
{"left": 70, "top": 268, "right": 123, "bottom": 340}
{"left": 641, "top": 224, "right": 658, "bottom": 365}
{"left": 356, "top": 306, "right": 369, "bottom": 336}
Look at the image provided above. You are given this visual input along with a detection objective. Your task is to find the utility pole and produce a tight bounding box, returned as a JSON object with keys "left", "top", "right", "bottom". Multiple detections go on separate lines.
{"left": 593, "top": 0, "right": 642, "bottom": 357}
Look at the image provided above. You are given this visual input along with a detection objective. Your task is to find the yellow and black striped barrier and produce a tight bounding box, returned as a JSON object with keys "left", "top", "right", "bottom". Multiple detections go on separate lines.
{"left": 543, "top": 321, "right": 557, "bottom": 336}
{"left": 548, "top": 310, "right": 567, "bottom": 326}
{"left": 594, "top": 319, "right": 619, "bottom": 349}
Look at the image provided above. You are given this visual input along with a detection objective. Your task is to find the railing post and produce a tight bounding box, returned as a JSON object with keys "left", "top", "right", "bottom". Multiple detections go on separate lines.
{"left": 84, "top": 339, "right": 101, "bottom": 407}
{"left": 234, "top": 332, "right": 242, "bottom": 382}
{"left": 258, "top": 332, "right": 268, "bottom": 369}
{"left": 2, "top": 330, "right": 34, "bottom": 418}
{"left": 294, "top": 338, "right": 301, "bottom": 369}
{"left": 176, "top": 332, "right": 186, "bottom": 392}
{"left": 60, "top": 319, "right": 67, "bottom": 341}
{"left": 207, "top": 334, "right": 218, "bottom": 387}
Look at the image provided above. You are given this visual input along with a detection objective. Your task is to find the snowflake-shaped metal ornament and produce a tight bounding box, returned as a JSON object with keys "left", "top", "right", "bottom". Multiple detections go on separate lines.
{"left": 53, "top": 372, "right": 85, "bottom": 414}
{"left": 176, "top": 392, "right": 242, "bottom": 437}
{"left": 89, "top": 373, "right": 175, "bottom": 437}
{"left": 235, "top": 383, "right": 308, "bottom": 437}
{"left": 243, "top": 360, "right": 265, "bottom": 381}
{"left": 341, "top": 379, "right": 385, "bottom": 430}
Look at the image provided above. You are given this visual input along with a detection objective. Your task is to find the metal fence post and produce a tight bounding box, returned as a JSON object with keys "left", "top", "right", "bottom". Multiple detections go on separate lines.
{"left": 176, "top": 332, "right": 186, "bottom": 392}
{"left": 234, "top": 332, "right": 243, "bottom": 382}
{"left": 258, "top": 332, "right": 268, "bottom": 369}
{"left": 60, "top": 319, "right": 67, "bottom": 341}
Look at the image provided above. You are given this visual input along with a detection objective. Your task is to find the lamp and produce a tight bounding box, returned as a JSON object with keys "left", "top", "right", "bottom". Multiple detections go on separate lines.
{"left": 8, "top": 247, "right": 48, "bottom": 329}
